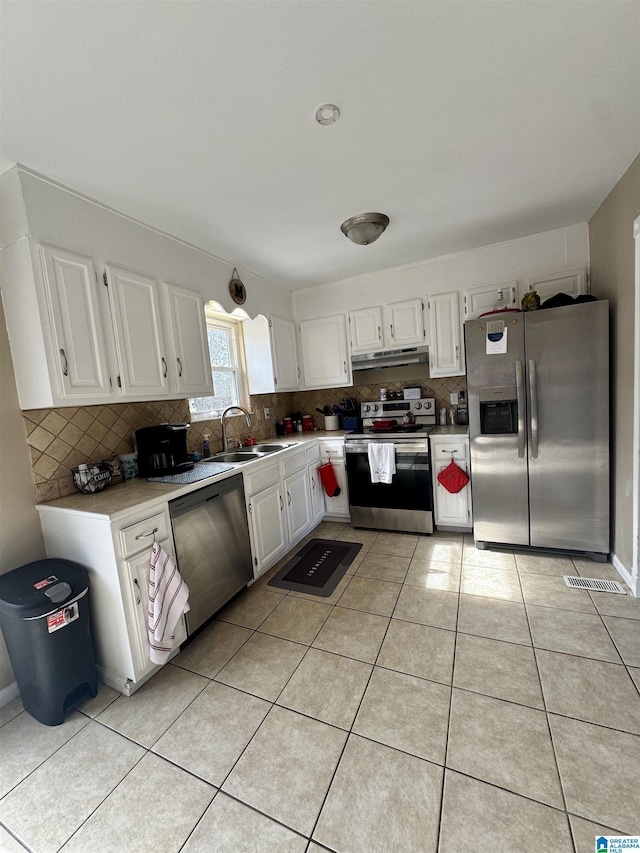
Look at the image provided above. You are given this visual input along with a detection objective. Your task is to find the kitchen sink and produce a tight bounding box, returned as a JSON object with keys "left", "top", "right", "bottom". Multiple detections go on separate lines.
{"left": 249, "top": 443, "right": 292, "bottom": 453}
{"left": 205, "top": 452, "right": 259, "bottom": 463}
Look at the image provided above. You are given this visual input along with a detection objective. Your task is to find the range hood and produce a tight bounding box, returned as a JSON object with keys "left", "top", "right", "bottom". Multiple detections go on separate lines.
{"left": 352, "top": 346, "right": 429, "bottom": 371}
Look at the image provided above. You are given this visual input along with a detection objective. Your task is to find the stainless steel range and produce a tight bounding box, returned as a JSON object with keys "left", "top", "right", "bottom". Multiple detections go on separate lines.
{"left": 345, "top": 398, "right": 436, "bottom": 534}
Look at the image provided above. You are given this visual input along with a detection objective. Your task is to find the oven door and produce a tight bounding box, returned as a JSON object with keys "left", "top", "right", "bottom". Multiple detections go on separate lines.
{"left": 345, "top": 442, "right": 433, "bottom": 513}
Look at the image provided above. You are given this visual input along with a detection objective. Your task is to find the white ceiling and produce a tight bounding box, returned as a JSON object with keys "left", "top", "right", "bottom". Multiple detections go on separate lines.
{"left": 1, "top": 1, "right": 639, "bottom": 290}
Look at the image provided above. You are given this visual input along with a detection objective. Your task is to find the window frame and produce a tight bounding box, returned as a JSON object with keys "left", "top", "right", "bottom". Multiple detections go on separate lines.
{"left": 189, "top": 309, "right": 250, "bottom": 421}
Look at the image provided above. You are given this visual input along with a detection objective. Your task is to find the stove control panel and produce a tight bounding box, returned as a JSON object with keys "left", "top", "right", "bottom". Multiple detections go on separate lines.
{"left": 361, "top": 397, "right": 435, "bottom": 417}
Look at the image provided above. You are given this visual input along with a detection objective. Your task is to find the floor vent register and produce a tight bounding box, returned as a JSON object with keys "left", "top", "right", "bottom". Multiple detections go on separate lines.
{"left": 563, "top": 575, "right": 626, "bottom": 594}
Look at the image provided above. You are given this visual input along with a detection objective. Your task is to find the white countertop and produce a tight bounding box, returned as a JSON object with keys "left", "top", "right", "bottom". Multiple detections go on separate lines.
{"left": 431, "top": 425, "right": 469, "bottom": 437}
{"left": 36, "top": 431, "right": 348, "bottom": 521}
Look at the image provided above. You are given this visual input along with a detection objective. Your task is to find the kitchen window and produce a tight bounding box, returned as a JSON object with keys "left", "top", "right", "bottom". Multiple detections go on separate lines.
{"left": 189, "top": 309, "right": 249, "bottom": 420}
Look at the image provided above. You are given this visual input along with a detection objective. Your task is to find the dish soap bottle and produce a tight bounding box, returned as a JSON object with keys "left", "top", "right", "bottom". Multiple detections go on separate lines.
{"left": 202, "top": 434, "right": 210, "bottom": 459}
{"left": 439, "top": 407, "right": 446, "bottom": 426}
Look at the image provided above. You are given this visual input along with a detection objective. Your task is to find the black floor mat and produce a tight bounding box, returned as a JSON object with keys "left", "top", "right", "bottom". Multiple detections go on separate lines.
{"left": 267, "top": 538, "right": 363, "bottom": 597}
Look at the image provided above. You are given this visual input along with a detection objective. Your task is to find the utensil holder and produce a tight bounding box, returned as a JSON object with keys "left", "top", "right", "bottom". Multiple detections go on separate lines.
{"left": 324, "top": 414, "right": 339, "bottom": 431}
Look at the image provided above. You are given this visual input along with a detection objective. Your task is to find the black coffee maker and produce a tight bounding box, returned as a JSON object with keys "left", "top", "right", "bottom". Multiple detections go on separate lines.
{"left": 135, "top": 424, "right": 193, "bottom": 478}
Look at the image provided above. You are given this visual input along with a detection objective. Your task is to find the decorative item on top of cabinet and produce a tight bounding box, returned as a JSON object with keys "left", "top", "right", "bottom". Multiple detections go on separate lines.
{"left": 426, "top": 291, "right": 465, "bottom": 377}
{"left": 350, "top": 297, "right": 426, "bottom": 355}
{"left": 299, "top": 313, "right": 351, "bottom": 389}
{"left": 522, "top": 267, "right": 588, "bottom": 304}
{"left": 463, "top": 280, "right": 518, "bottom": 321}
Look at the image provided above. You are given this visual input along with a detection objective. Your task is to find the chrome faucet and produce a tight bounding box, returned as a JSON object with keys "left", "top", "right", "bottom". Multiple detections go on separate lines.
{"left": 221, "top": 406, "right": 252, "bottom": 451}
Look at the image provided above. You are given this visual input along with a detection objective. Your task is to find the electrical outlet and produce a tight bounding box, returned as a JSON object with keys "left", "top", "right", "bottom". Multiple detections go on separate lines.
{"left": 449, "top": 392, "right": 459, "bottom": 405}
{"left": 263, "top": 407, "right": 271, "bottom": 419}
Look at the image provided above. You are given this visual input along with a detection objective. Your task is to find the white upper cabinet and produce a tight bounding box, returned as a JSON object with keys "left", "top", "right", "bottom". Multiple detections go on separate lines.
{"left": 350, "top": 305, "right": 384, "bottom": 353}
{"left": 299, "top": 314, "right": 351, "bottom": 389}
{"left": 243, "top": 314, "right": 299, "bottom": 394}
{"left": 427, "top": 291, "right": 465, "bottom": 377}
{"left": 463, "top": 280, "right": 518, "bottom": 320}
{"left": 270, "top": 316, "right": 299, "bottom": 391}
{"left": 522, "top": 267, "right": 588, "bottom": 303}
{"left": 388, "top": 297, "right": 426, "bottom": 347}
{"left": 105, "top": 264, "right": 170, "bottom": 398}
{"left": 350, "top": 298, "right": 425, "bottom": 354}
{"left": 40, "top": 245, "right": 113, "bottom": 402}
{"left": 165, "top": 282, "right": 213, "bottom": 396}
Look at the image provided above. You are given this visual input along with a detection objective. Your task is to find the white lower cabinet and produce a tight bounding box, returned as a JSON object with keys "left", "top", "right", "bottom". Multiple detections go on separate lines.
{"left": 244, "top": 442, "right": 333, "bottom": 578}
{"left": 318, "top": 439, "right": 350, "bottom": 520}
{"left": 248, "top": 481, "right": 288, "bottom": 573}
{"left": 37, "top": 504, "right": 186, "bottom": 696}
{"left": 431, "top": 434, "right": 472, "bottom": 530}
{"left": 306, "top": 444, "right": 325, "bottom": 524}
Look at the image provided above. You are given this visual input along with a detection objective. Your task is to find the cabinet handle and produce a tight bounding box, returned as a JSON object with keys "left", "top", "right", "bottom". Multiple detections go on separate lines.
{"left": 248, "top": 502, "right": 252, "bottom": 514}
{"left": 442, "top": 449, "right": 458, "bottom": 453}
{"left": 343, "top": 360, "right": 347, "bottom": 374}
{"left": 287, "top": 491, "right": 292, "bottom": 506}
{"left": 177, "top": 357, "right": 183, "bottom": 377}
{"left": 455, "top": 345, "right": 459, "bottom": 363}
{"left": 378, "top": 325, "right": 381, "bottom": 340}
{"left": 390, "top": 323, "right": 394, "bottom": 338}
{"left": 133, "top": 577, "right": 141, "bottom": 605}
{"left": 311, "top": 477, "right": 315, "bottom": 491}
{"left": 161, "top": 357, "right": 168, "bottom": 378}
{"left": 60, "top": 348, "right": 69, "bottom": 377}
{"left": 135, "top": 528, "right": 159, "bottom": 541}
{"left": 279, "top": 495, "right": 284, "bottom": 511}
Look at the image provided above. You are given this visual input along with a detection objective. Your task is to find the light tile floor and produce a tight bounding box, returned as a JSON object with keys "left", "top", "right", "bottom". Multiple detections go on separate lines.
{"left": 1, "top": 523, "right": 640, "bottom": 852}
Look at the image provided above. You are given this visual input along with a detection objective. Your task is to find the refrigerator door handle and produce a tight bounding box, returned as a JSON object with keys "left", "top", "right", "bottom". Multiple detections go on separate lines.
{"left": 516, "top": 360, "right": 525, "bottom": 458}
{"left": 529, "top": 359, "right": 539, "bottom": 458}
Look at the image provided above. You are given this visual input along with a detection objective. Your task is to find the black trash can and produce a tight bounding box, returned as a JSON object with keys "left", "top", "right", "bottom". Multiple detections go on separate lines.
{"left": 0, "top": 558, "right": 98, "bottom": 726}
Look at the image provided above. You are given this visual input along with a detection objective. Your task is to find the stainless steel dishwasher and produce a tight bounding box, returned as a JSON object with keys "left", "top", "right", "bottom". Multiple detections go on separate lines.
{"left": 169, "top": 473, "right": 253, "bottom": 635}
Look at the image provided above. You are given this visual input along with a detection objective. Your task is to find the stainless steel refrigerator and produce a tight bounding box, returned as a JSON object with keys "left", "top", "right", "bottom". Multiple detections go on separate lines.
{"left": 464, "top": 300, "right": 609, "bottom": 558}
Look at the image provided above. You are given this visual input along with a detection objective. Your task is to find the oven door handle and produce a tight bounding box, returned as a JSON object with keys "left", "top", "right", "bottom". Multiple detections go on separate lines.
{"left": 345, "top": 444, "right": 429, "bottom": 455}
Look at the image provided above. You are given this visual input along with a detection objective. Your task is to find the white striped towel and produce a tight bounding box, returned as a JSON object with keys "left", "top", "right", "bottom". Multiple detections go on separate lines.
{"left": 148, "top": 542, "right": 190, "bottom": 665}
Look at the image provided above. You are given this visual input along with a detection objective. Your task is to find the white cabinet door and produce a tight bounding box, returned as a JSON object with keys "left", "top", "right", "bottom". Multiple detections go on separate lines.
{"left": 463, "top": 280, "right": 518, "bottom": 320}
{"left": 431, "top": 437, "right": 472, "bottom": 529}
{"left": 122, "top": 538, "right": 186, "bottom": 682}
{"left": 299, "top": 314, "right": 351, "bottom": 389}
{"left": 166, "top": 282, "right": 213, "bottom": 396}
{"left": 306, "top": 446, "right": 325, "bottom": 524}
{"left": 388, "top": 298, "right": 426, "bottom": 347}
{"left": 41, "top": 245, "right": 112, "bottom": 401}
{"left": 427, "top": 291, "right": 465, "bottom": 377}
{"left": 249, "top": 482, "right": 288, "bottom": 573}
{"left": 350, "top": 306, "right": 384, "bottom": 354}
{"left": 105, "top": 264, "right": 170, "bottom": 397}
{"left": 522, "top": 267, "right": 588, "bottom": 303}
{"left": 284, "top": 468, "right": 312, "bottom": 542}
{"left": 321, "top": 458, "right": 350, "bottom": 519}
{"left": 270, "top": 316, "right": 300, "bottom": 391}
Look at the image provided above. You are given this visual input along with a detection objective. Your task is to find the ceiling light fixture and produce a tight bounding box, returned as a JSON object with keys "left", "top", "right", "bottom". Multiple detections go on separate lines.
{"left": 316, "top": 104, "right": 340, "bottom": 125}
{"left": 340, "top": 212, "right": 390, "bottom": 245}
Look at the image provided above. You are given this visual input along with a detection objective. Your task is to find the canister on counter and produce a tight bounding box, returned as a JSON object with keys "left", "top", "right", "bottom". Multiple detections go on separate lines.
{"left": 283, "top": 417, "right": 293, "bottom": 435}
{"left": 302, "top": 415, "right": 314, "bottom": 431}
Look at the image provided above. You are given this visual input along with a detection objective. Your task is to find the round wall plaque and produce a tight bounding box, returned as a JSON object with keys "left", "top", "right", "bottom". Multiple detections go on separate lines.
{"left": 228, "top": 268, "right": 246, "bottom": 304}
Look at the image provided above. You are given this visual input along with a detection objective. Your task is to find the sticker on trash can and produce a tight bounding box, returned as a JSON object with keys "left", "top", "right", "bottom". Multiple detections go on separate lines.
{"left": 34, "top": 575, "right": 58, "bottom": 590}
{"left": 47, "top": 602, "right": 79, "bottom": 633}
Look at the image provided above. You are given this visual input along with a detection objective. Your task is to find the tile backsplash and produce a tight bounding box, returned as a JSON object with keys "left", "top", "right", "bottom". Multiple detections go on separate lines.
{"left": 23, "top": 377, "right": 466, "bottom": 502}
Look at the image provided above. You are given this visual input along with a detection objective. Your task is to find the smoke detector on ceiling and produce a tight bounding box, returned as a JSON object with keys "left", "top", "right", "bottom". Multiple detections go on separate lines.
{"left": 316, "top": 104, "right": 340, "bottom": 125}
